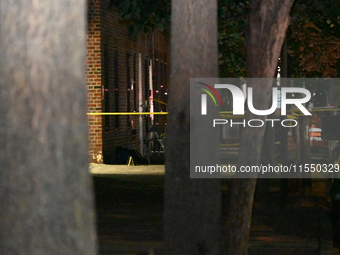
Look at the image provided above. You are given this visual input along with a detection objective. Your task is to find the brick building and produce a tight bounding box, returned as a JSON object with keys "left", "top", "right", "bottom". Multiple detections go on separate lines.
{"left": 87, "top": 0, "right": 170, "bottom": 163}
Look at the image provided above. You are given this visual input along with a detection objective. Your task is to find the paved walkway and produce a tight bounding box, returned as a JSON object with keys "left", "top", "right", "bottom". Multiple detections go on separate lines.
{"left": 90, "top": 163, "right": 165, "bottom": 175}
{"left": 91, "top": 164, "right": 335, "bottom": 255}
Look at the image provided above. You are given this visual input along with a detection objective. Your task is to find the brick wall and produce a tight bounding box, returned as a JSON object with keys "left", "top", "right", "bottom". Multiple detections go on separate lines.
{"left": 87, "top": 0, "right": 170, "bottom": 163}
{"left": 87, "top": 0, "right": 103, "bottom": 163}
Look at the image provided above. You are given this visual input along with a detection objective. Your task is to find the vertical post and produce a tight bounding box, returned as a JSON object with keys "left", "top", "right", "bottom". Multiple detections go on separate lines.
{"left": 256, "top": 120, "right": 275, "bottom": 205}
{"left": 149, "top": 60, "right": 154, "bottom": 125}
{"left": 299, "top": 116, "right": 311, "bottom": 192}
{"left": 281, "top": 38, "right": 288, "bottom": 78}
{"left": 279, "top": 122, "right": 289, "bottom": 207}
{"left": 138, "top": 53, "right": 144, "bottom": 155}
{"left": 0, "top": 1, "right": 97, "bottom": 254}
{"left": 279, "top": 38, "right": 289, "bottom": 207}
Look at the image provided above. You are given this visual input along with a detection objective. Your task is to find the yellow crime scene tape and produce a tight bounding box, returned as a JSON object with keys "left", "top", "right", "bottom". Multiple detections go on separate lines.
{"left": 86, "top": 108, "right": 340, "bottom": 147}
{"left": 151, "top": 98, "right": 168, "bottom": 105}
{"left": 220, "top": 143, "right": 240, "bottom": 147}
{"left": 87, "top": 97, "right": 168, "bottom": 115}
{"left": 87, "top": 112, "right": 168, "bottom": 115}
{"left": 87, "top": 108, "right": 340, "bottom": 116}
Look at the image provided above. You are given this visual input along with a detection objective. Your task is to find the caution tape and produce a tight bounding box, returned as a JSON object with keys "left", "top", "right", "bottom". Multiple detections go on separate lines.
{"left": 87, "top": 112, "right": 168, "bottom": 116}
{"left": 220, "top": 143, "right": 240, "bottom": 147}
{"left": 87, "top": 108, "right": 340, "bottom": 116}
{"left": 150, "top": 98, "right": 168, "bottom": 105}
{"left": 311, "top": 108, "right": 340, "bottom": 112}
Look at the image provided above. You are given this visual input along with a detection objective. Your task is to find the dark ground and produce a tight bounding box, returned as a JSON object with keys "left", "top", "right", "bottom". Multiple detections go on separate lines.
{"left": 93, "top": 174, "right": 338, "bottom": 255}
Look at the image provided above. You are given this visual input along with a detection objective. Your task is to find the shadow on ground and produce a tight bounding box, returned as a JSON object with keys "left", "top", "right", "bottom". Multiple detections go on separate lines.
{"left": 93, "top": 175, "right": 336, "bottom": 255}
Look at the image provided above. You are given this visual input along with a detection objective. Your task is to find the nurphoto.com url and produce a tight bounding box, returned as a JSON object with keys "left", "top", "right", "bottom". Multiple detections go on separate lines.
{"left": 194, "top": 163, "right": 340, "bottom": 176}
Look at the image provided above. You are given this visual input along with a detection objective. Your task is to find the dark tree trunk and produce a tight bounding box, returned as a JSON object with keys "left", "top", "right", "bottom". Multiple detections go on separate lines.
{"left": 164, "top": 0, "right": 221, "bottom": 254}
{"left": 225, "top": 1, "right": 295, "bottom": 254}
{"left": 0, "top": 1, "right": 97, "bottom": 255}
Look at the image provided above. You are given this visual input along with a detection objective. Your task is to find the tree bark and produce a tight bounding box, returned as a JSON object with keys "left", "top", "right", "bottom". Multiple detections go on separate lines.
{"left": 0, "top": 1, "right": 97, "bottom": 255}
{"left": 225, "top": 1, "right": 295, "bottom": 254}
{"left": 164, "top": 0, "right": 221, "bottom": 254}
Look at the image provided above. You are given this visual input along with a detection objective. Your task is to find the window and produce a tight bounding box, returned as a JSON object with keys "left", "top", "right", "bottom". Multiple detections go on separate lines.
{"left": 144, "top": 57, "right": 150, "bottom": 132}
{"left": 113, "top": 50, "right": 119, "bottom": 129}
{"left": 103, "top": 46, "right": 110, "bottom": 132}
{"left": 126, "top": 51, "right": 131, "bottom": 128}
{"left": 154, "top": 59, "right": 160, "bottom": 123}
